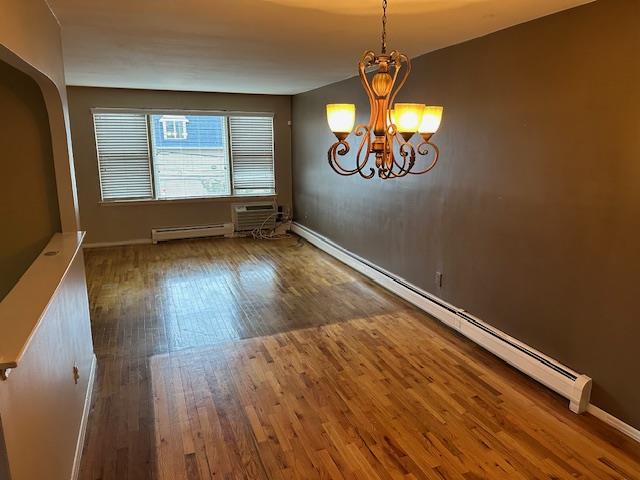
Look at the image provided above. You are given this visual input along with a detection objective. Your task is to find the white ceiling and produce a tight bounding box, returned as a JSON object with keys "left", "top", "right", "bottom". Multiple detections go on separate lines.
{"left": 48, "top": 0, "right": 593, "bottom": 95}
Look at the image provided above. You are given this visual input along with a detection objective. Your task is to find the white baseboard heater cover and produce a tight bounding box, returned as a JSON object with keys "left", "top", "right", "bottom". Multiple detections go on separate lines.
{"left": 292, "top": 222, "right": 593, "bottom": 414}
{"left": 151, "top": 223, "right": 233, "bottom": 243}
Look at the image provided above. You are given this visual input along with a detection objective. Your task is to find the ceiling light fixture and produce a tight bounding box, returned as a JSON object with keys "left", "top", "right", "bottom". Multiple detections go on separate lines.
{"left": 326, "top": 0, "right": 444, "bottom": 179}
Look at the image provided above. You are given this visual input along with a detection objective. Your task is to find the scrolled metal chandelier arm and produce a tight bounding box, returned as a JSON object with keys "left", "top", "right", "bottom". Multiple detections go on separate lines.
{"left": 325, "top": 0, "right": 444, "bottom": 180}
{"left": 355, "top": 125, "right": 376, "bottom": 179}
{"left": 328, "top": 125, "right": 376, "bottom": 178}
{"left": 410, "top": 140, "right": 440, "bottom": 175}
{"left": 393, "top": 138, "right": 417, "bottom": 178}
{"left": 380, "top": 135, "right": 415, "bottom": 179}
{"left": 359, "top": 51, "right": 377, "bottom": 128}
{"left": 327, "top": 140, "right": 356, "bottom": 176}
{"left": 387, "top": 51, "right": 410, "bottom": 109}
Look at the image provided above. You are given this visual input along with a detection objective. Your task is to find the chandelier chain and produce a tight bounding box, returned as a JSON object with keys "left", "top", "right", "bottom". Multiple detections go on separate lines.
{"left": 381, "top": 0, "right": 387, "bottom": 54}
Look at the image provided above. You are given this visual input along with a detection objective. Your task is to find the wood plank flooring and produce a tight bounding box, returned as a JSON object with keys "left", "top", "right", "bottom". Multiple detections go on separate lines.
{"left": 85, "top": 237, "right": 402, "bottom": 359}
{"left": 79, "top": 236, "right": 640, "bottom": 479}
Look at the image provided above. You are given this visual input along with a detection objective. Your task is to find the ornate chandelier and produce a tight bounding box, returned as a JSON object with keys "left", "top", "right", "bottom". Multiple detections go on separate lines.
{"left": 326, "top": 0, "right": 444, "bottom": 179}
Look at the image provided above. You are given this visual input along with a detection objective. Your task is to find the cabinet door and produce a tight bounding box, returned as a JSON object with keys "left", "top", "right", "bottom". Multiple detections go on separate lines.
{"left": 0, "top": 253, "right": 95, "bottom": 480}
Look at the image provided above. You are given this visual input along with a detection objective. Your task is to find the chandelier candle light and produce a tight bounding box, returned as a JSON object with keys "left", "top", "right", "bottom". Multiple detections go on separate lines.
{"left": 326, "top": 0, "right": 444, "bottom": 179}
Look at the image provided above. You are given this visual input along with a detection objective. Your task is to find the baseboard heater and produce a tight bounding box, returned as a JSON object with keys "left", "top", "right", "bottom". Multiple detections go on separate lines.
{"left": 151, "top": 223, "right": 233, "bottom": 243}
{"left": 292, "top": 222, "right": 593, "bottom": 414}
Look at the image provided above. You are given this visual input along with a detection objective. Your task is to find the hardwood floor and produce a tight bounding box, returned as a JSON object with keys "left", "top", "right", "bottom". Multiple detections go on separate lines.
{"left": 79, "top": 236, "right": 640, "bottom": 479}
{"left": 85, "top": 236, "right": 402, "bottom": 359}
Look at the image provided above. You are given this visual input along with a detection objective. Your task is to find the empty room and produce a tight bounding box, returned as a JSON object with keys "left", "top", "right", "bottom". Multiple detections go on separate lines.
{"left": 1, "top": 0, "right": 639, "bottom": 478}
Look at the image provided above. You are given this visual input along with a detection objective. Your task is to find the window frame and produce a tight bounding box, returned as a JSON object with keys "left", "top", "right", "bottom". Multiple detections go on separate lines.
{"left": 91, "top": 107, "right": 277, "bottom": 204}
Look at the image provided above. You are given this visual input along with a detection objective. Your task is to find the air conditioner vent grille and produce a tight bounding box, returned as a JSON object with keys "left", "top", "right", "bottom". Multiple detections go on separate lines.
{"left": 233, "top": 202, "right": 276, "bottom": 232}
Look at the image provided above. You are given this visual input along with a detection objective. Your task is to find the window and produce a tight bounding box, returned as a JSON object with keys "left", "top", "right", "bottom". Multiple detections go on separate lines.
{"left": 150, "top": 114, "right": 230, "bottom": 198}
{"left": 230, "top": 116, "right": 275, "bottom": 196}
{"left": 159, "top": 115, "right": 188, "bottom": 140}
{"left": 93, "top": 111, "right": 275, "bottom": 201}
{"left": 94, "top": 113, "right": 153, "bottom": 200}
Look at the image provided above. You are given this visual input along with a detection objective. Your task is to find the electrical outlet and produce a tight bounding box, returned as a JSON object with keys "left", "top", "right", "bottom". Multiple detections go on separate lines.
{"left": 435, "top": 271, "right": 443, "bottom": 288}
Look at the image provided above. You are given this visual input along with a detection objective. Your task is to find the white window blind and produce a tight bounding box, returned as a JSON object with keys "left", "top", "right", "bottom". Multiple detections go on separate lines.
{"left": 229, "top": 116, "right": 275, "bottom": 195}
{"left": 93, "top": 113, "right": 153, "bottom": 200}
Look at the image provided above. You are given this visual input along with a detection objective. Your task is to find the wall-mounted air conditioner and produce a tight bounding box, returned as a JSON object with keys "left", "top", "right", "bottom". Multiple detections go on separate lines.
{"left": 232, "top": 202, "right": 277, "bottom": 232}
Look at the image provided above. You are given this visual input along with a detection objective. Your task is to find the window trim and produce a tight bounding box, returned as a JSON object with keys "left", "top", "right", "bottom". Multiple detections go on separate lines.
{"left": 91, "top": 108, "right": 276, "bottom": 203}
{"left": 91, "top": 107, "right": 274, "bottom": 118}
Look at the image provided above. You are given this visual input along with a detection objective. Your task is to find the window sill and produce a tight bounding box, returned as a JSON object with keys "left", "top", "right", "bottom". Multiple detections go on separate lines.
{"left": 99, "top": 194, "right": 277, "bottom": 207}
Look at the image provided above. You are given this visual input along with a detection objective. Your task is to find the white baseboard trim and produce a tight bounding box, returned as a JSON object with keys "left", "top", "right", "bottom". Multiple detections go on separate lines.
{"left": 83, "top": 238, "right": 152, "bottom": 249}
{"left": 71, "top": 354, "right": 97, "bottom": 480}
{"left": 291, "top": 222, "right": 638, "bottom": 443}
{"left": 587, "top": 404, "right": 640, "bottom": 443}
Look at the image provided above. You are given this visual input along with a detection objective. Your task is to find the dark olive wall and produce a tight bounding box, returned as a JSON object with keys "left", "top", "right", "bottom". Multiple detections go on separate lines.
{"left": 0, "top": 61, "right": 60, "bottom": 301}
{"left": 292, "top": 0, "right": 640, "bottom": 428}
{"left": 67, "top": 86, "right": 291, "bottom": 244}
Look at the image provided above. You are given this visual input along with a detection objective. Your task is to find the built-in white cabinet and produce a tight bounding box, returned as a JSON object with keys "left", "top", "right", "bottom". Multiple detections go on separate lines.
{"left": 0, "top": 233, "right": 95, "bottom": 480}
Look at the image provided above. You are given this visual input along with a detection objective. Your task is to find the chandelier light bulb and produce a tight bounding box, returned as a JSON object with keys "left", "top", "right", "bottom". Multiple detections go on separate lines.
{"left": 419, "top": 106, "right": 444, "bottom": 134}
{"left": 393, "top": 103, "right": 425, "bottom": 134}
{"left": 326, "top": 104, "right": 356, "bottom": 138}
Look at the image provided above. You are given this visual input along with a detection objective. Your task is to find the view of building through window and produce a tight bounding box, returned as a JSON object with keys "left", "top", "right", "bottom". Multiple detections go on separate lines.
{"left": 151, "top": 115, "right": 230, "bottom": 198}
{"left": 159, "top": 115, "right": 189, "bottom": 140}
